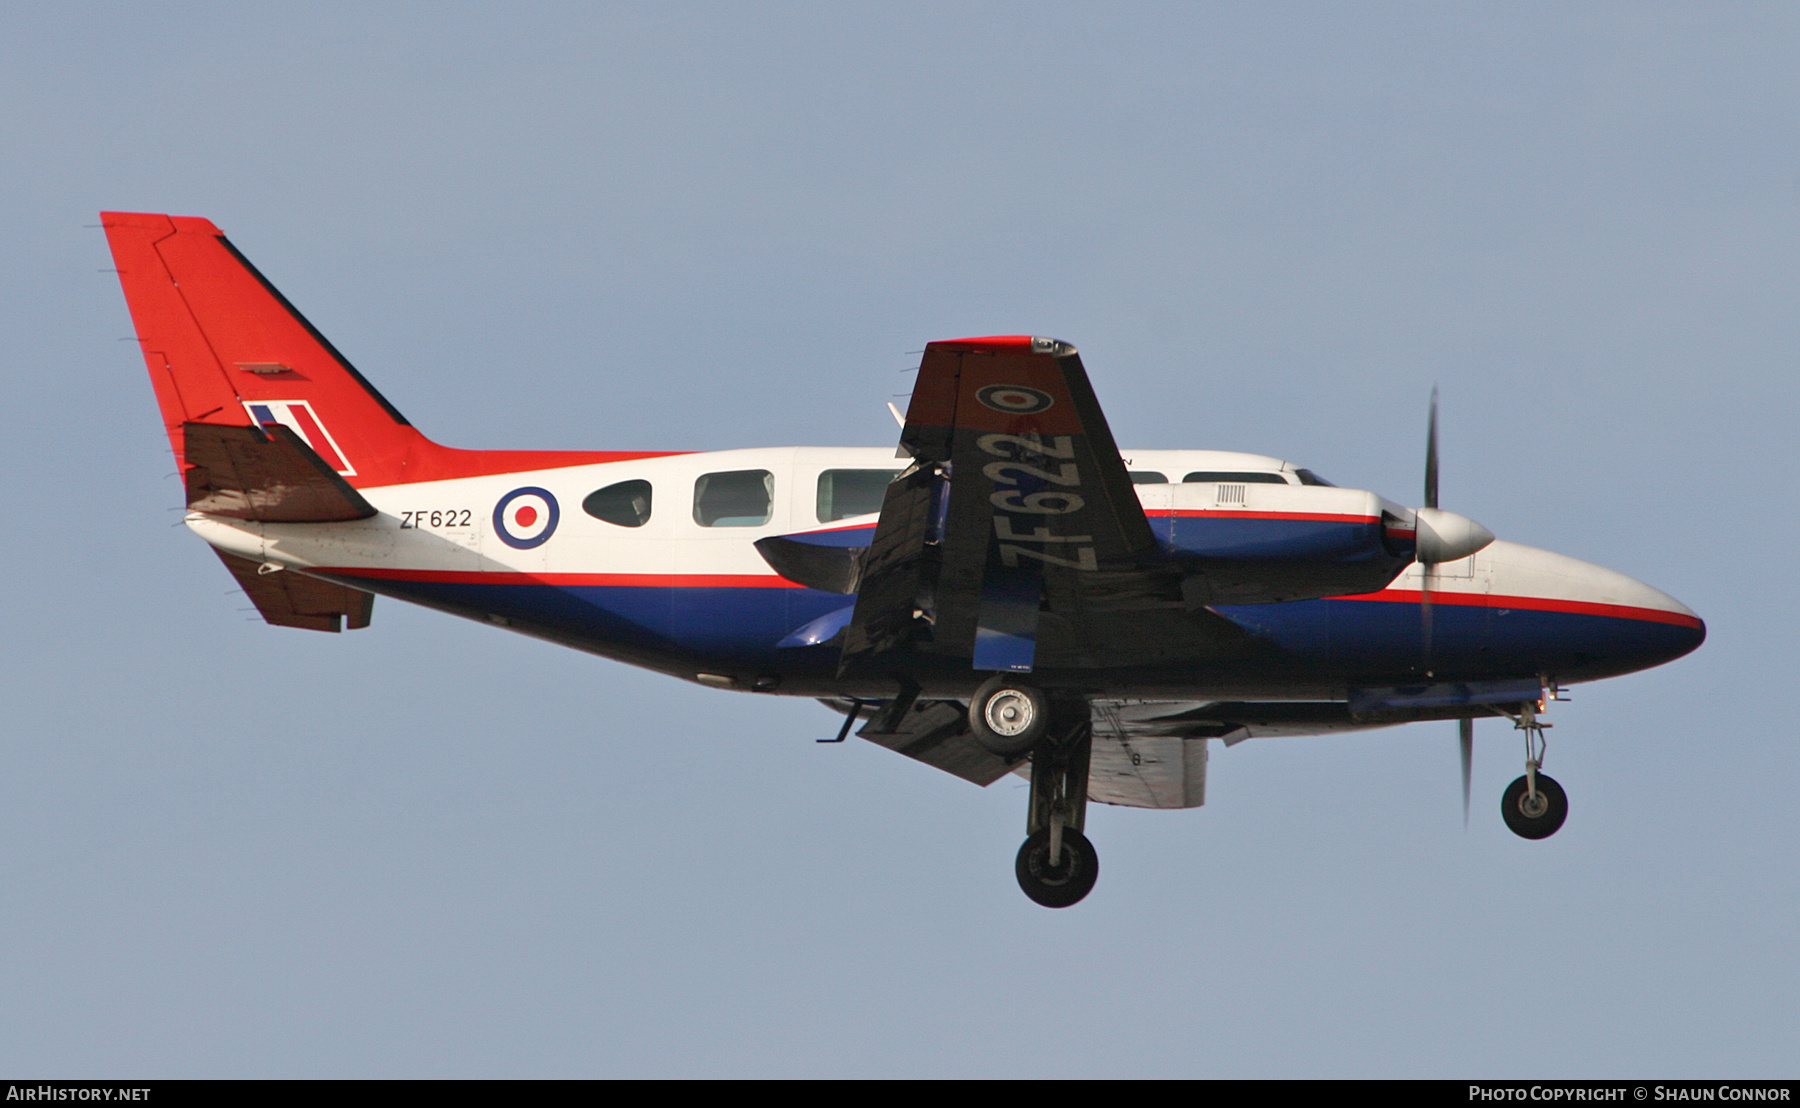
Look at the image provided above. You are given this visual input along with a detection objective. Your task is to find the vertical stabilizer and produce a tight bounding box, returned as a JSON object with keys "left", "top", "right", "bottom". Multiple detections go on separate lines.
{"left": 103, "top": 212, "right": 677, "bottom": 489}
{"left": 102, "top": 212, "right": 429, "bottom": 487}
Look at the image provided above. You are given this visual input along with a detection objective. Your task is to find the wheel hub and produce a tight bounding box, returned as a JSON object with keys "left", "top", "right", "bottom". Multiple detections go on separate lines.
{"left": 985, "top": 690, "right": 1035, "bottom": 736}
{"left": 1027, "top": 847, "right": 1078, "bottom": 885}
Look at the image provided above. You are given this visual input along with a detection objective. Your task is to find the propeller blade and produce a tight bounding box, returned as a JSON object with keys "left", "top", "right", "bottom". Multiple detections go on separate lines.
{"left": 1420, "top": 562, "right": 1434, "bottom": 673}
{"left": 1419, "top": 386, "right": 1440, "bottom": 673}
{"left": 1459, "top": 717, "right": 1474, "bottom": 828}
{"left": 1424, "top": 385, "right": 1440, "bottom": 510}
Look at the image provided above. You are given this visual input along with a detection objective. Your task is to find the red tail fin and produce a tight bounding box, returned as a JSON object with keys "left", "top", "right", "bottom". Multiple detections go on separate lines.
{"left": 103, "top": 212, "right": 672, "bottom": 488}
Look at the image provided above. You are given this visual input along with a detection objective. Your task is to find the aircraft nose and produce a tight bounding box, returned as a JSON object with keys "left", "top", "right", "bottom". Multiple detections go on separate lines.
{"left": 1629, "top": 583, "right": 1706, "bottom": 667}
{"left": 1486, "top": 542, "right": 1705, "bottom": 680}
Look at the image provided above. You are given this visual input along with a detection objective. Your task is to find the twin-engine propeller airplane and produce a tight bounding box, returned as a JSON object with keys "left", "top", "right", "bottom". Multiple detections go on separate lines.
{"left": 103, "top": 212, "right": 1705, "bottom": 907}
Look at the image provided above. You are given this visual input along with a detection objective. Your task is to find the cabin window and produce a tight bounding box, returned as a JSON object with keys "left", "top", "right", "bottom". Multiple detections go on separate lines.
{"left": 1182, "top": 471, "right": 1290, "bottom": 485}
{"left": 1295, "top": 468, "right": 1336, "bottom": 487}
{"left": 816, "top": 469, "right": 899, "bottom": 523}
{"left": 1129, "top": 471, "right": 1169, "bottom": 484}
{"left": 694, "top": 469, "right": 774, "bottom": 527}
{"left": 582, "top": 480, "right": 653, "bottom": 528}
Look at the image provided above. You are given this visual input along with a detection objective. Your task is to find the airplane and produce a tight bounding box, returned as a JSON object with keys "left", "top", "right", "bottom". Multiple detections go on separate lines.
{"left": 101, "top": 211, "right": 1705, "bottom": 908}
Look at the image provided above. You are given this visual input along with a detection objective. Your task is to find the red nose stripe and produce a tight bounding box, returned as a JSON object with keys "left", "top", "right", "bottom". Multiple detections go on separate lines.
{"left": 1343, "top": 588, "right": 1703, "bottom": 629}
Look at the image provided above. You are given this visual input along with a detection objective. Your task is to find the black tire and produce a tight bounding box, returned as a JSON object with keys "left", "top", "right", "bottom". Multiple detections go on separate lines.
{"left": 968, "top": 676, "right": 1049, "bottom": 758}
{"left": 1015, "top": 827, "right": 1100, "bottom": 908}
{"left": 1501, "top": 773, "right": 1568, "bottom": 840}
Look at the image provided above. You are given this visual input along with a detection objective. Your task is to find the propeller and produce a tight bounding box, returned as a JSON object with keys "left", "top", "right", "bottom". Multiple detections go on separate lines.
{"left": 1460, "top": 716, "right": 1473, "bottom": 828}
{"left": 1411, "top": 388, "right": 1490, "bottom": 828}
{"left": 1410, "top": 386, "right": 1496, "bottom": 674}
{"left": 1421, "top": 387, "right": 1440, "bottom": 670}
{"left": 1424, "top": 385, "right": 1440, "bottom": 512}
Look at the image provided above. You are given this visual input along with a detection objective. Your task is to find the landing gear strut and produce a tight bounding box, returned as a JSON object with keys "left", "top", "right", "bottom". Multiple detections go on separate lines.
{"left": 1012, "top": 692, "right": 1098, "bottom": 908}
{"left": 1501, "top": 703, "right": 1567, "bottom": 839}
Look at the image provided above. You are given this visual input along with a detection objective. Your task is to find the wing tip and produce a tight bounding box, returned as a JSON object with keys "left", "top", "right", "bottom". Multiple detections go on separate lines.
{"left": 927, "top": 335, "right": 1076, "bottom": 356}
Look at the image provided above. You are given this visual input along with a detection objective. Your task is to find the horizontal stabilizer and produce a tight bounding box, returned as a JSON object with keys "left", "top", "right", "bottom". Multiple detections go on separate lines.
{"left": 215, "top": 550, "right": 373, "bottom": 632}
{"left": 184, "top": 422, "right": 377, "bottom": 522}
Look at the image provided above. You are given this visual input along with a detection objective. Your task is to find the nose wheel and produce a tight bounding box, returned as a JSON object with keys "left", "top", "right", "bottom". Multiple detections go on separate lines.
{"left": 1502, "top": 772, "right": 1567, "bottom": 838}
{"left": 1501, "top": 703, "right": 1568, "bottom": 839}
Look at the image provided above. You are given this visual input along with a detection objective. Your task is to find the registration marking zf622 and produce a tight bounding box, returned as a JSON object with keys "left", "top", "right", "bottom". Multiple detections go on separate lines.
{"left": 978, "top": 432, "right": 1098, "bottom": 571}
{"left": 399, "top": 509, "right": 473, "bottom": 530}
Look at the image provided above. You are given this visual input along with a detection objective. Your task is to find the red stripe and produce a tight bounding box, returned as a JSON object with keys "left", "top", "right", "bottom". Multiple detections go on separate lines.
{"left": 1158, "top": 510, "right": 1380, "bottom": 524}
{"left": 323, "top": 568, "right": 807, "bottom": 589}
{"left": 1338, "top": 588, "right": 1703, "bottom": 629}
{"left": 283, "top": 403, "right": 349, "bottom": 472}
{"left": 800, "top": 521, "right": 880, "bottom": 535}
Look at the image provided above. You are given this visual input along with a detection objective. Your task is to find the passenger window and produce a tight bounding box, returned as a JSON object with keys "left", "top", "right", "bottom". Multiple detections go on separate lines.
{"left": 1129, "top": 471, "right": 1168, "bottom": 484}
{"left": 817, "top": 469, "right": 899, "bottom": 522}
{"left": 1182, "top": 471, "right": 1290, "bottom": 485}
{"left": 694, "top": 469, "right": 774, "bottom": 527}
{"left": 583, "top": 479, "right": 653, "bottom": 527}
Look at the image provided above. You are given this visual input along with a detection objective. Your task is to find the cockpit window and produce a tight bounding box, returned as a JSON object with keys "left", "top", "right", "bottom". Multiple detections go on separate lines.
{"left": 1183, "top": 471, "right": 1290, "bottom": 484}
{"left": 817, "top": 469, "right": 899, "bottom": 523}
{"left": 583, "top": 479, "right": 653, "bottom": 527}
{"left": 1294, "top": 468, "right": 1336, "bottom": 487}
{"left": 1129, "top": 471, "right": 1169, "bottom": 484}
{"left": 694, "top": 469, "right": 774, "bottom": 527}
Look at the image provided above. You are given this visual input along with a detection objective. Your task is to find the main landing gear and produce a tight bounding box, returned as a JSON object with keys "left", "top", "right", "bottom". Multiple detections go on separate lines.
{"left": 1501, "top": 703, "right": 1567, "bottom": 840}
{"left": 971, "top": 679, "right": 1098, "bottom": 908}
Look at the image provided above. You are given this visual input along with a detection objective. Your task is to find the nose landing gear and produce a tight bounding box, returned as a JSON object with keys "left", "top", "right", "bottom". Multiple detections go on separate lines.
{"left": 1501, "top": 704, "right": 1567, "bottom": 839}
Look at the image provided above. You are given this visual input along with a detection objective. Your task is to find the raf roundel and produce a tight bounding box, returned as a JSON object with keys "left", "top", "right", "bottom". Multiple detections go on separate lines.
{"left": 976, "top": 384, "right": 1055, "bottom": 415}
{"left": 493, "top": 487, "right": 560, "bottom": 549}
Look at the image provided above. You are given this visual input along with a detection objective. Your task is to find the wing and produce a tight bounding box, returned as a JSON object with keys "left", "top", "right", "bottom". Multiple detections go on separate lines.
{"left": 840, "top": 335, "right": 1245, "bottom": 675}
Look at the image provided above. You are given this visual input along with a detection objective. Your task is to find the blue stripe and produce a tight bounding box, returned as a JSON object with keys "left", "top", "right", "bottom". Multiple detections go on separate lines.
{"left": 337, "top": 576, "right": 1701, "bottom": 685}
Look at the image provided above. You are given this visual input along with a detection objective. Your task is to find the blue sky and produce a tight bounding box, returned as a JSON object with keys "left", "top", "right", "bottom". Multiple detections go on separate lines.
{"left": 2, "top": 2, "right": 1794, "bottom": 1076}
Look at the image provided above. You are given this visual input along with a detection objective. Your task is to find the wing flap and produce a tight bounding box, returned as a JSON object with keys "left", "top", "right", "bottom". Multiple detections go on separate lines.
{"left": 839, "top": 463, "right": 944, "bottom": 663}
{"left": 853, "top": 698, "right": 1021, "bottom": 786}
